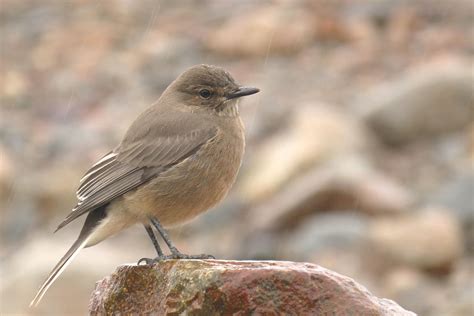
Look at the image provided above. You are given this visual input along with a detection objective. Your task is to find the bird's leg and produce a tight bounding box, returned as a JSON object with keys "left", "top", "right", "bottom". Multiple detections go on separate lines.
{"left": 138, "top": 225, "right": 163, "bottom": 265}
{"left": 149, "top": 217, "right": 215, "bottom": 260}
{"left": 149, "top": 217, "right": 180, "bottom": 255}
{"left": 145, "top": 224, "right": 164, "bottom": 257}
{"left": 137, "top": 224, "right": 166, "bottom": 265}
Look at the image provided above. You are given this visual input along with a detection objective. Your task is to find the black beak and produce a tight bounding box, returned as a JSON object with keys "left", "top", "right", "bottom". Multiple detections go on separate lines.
{"left": 226, "top": 87, "right": 260, "bottom": 99}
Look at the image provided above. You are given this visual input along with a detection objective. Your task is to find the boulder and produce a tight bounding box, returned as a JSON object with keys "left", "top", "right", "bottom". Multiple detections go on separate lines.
{"left": 282, "top": 212, "right": 369, "bottom": 260}
{"left": 89, "top": 260, "right": 415, "bottom": 315}
{"left": 360, "top": 63, "right": 473, "bottom": 145}
{"left": 239, "top": 105, "right": 368, "bottom": 203}
{"left": 429, "top": 173, "right": 474, "bottom": 252}
{"left": 369, "top": 209, "right": 463, "bottom": 273}
{"left": 249, "top": 157, "right": 412, "bottom": 233}
{"left": 204, "top": 5, "right": 315, "bottom": 57}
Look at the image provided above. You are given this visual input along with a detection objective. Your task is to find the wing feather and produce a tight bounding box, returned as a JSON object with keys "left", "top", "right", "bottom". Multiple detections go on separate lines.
{"left": 56, "top": 127, "right": 218, "bottom": 231}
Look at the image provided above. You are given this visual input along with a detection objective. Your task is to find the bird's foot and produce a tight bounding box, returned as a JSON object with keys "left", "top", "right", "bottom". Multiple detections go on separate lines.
{"left": 137, "top": 253, "right": 215, "bottom": 265}
{"left": 137, "top": 255, "right": 168, "bottom": 265}
{"left": 168, "top": 253, "right": 215, "bottom": 260}
{"left": 168, "top": 245, "right": 215, "bottom": 260}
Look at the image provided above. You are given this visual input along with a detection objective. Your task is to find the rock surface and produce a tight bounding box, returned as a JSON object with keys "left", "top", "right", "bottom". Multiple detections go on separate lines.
{"left": 239, "top": 105, "right": 368, "bottom": 202}
{"left": 205, "top": 5, "right": 316, "bottom": 57}
{"left": 369, "top": 209, "right": 463, "bottom": 273}
{"left": 89, "top": 260, "right": 415, "bottom": 315}
{"left": 249, "top": 158, "right": 412, "bottom": 233}
{"left": 361, "top": 64, "right": 473, "bottom": 145}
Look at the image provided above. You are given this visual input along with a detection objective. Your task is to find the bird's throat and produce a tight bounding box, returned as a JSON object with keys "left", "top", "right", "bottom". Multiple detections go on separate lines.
{"left": 215, "top": 100, "right": 240, "bottom": 117}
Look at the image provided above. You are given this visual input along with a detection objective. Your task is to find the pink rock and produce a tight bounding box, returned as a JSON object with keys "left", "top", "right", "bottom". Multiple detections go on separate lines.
{"left": 89, "top": 260, "right": 415, "bottom": 315}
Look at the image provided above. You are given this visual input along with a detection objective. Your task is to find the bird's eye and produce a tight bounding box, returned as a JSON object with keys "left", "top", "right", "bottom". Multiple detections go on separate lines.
{"left": 199, "top": 89, "right": 212, "bottom": 99}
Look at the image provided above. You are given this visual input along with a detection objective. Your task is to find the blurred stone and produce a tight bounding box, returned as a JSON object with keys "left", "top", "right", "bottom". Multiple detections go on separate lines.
{"left": 308, "top": 247, "right": 377, "bottom": 293}
{"left": 89, "top": 260, "right": 415, "bottom": 315}
{"left": 0, "top": 145, "right": 15, "bottom": 252}
{"left": 434, "top": 287, "right": 474, "bottom": 316}
{"left": 346, "top": 18, "right": 379, "bottom": 57}
{"left": 205, "top": 5, "right": 315, "bottom": 57}
{"left": 346, "top": 0, "right": 473, "bottom": 27}
{"left": 469, "top": 124, "right": 474, "bottom": 165}
{"left": 369, "top": 209, "right": 463, "bottom": 273}
{"left": 433, "top": 258, "right": 474, "bottom": 316}
{"left": 387, "top": 7, "right": 418, "bottom": 49}
{"left": 27, "top": 166, "right": 80, "bottom": 222}
{"left": 1, "top": 70, "right": 29, "bottom": 98}
{"left": 0, "top": 230, "right": 152, "bottom": 315}
{"left": 384, "top": 267, "right": 424, "bottom": 297}
{"left": 283, "top": 212, "right": 369, "bottom": 260}
{"left": 250, "top": 157, "right": 413, "bottom": 232}
{"left": 383, "top": 267, "right": 446, "bottom": 315}
{"left": 354, "top": 171, "right": 414, "bottom": 215}
{"left": 240, "top": 105, "right": 367, "bottom": 202}
{"left": 0, "top": 145, "right": 14, "bottom": 205}
{"left": 313, "top": 13, "right": 352, "bottom": 43}
{"left": 429, "top": 173, "right": 474, "bottom": 253}
{"left": 175, "top": 198, "right": 248, "bottom": 260}
{"left": 238, "top": 230, "right": 281, "bottom": 260}
{"left": 361, "top": 64, "right": 474, "bottom": 145}
{"left": 139, "top": 37, "right": 202, "bottom": 94}
{"left": 32, "top": 20, "right": 116, "bottom": 75}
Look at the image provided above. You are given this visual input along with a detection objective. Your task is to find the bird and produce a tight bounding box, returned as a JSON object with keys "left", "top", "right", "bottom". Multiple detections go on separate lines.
{"left": 30, "top": 64, "right": 259, "bottom": 307}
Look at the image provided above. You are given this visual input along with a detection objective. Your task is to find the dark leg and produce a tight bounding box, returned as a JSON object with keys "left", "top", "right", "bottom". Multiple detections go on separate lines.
{"left": 137, "top": 224, "right": 165, "bottom": 265}
{"left": 149, "top": 217, "right": 215, "bottom": 260}
{"left": 144, "top": 224, "right": 164, "bottom": 257}
{"left": 149, "top": 217, "right": 179, "bottom": 255}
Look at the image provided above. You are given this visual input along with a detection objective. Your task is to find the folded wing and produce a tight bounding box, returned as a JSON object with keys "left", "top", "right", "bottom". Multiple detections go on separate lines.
{"left": 55, "top": 127, "right": 218, "bottom": 231}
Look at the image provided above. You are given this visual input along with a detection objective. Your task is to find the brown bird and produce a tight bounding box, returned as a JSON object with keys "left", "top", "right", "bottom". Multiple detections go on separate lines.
{"left": 30, "top": 64, "right": 259, "bottom": 306}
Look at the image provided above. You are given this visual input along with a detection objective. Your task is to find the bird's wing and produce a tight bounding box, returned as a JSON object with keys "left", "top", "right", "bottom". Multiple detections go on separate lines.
{"left": 55, "top": 127, "right": 218, "bottom": 231}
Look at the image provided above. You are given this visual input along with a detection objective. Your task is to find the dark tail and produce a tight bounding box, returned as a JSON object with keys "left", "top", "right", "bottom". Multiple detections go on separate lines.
{"left": 29, "top": 234, "right": 91, "bottom": 307}
{"left": 30, "top": 205, "right": 108, "bottom": 307}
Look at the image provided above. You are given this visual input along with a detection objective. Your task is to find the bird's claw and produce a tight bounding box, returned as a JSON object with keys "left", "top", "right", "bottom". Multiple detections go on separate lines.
{"left": 137, "top": 257, "right": 155, "bottom": 265}
{"left": 169, "top": 253, "right": 215, "bottom": 260}
{"left": 137, "top": 253, "right": 215, "bottom": 265}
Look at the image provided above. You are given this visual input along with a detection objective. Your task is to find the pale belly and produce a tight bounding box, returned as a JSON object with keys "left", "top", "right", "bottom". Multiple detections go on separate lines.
{"left": 122, "top": 131, "right": 244, "bottom": 227}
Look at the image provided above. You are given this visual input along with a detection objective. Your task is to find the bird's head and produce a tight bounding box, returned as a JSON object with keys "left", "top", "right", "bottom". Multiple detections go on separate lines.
{"left": 163, "top": 64, "right": 259, "bottom": 116}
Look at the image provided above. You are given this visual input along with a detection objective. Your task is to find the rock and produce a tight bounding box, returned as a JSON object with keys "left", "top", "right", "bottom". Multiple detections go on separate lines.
{"left": 89, "top": 260, "right": 416, "bottom": 315}
{"left": 369, "top": 209, "right": 463, "bottom": 273}
{"left": 353, "top": 170, "right": 414, "bottom": 216}
{"left": 360, "top": 63, "right": 474, "bottom": 145}
{"left": 239, "top": 105, "right": 368, "bottom": 202}
{"left": 249, "top": 157, "right": 413, "bottom": 232}
{"left": 0, "top": 231, "right": 152, "bottom": 315}
{"left": 469, "top": 124, "right": 474, "bottom": 165}
{"left": 283, "top": 211, "right": 369, "bottom": 260}
{"left": 308, "top": 247, "right": 377, "bottom": 293}
{"left": 433, "top": 258, "right": 474, "bottom": 316}
{"left": 1, "top": 70, "right": 29, "bottom": 98}
{"left": 240, "top": 211, "right": 370, "bottom": 262}
{"left": 382, "top": 258, "right": 474, "bottom": 315}
{"left": 429, "top": 173, "right": 474, "bottom": 253}
{"left": 386, "top": 7, "right": 418, "bottom": 50}
{"left": 383, "top": 267, "right": 446, "bottom": 315}
{"left": 0, "top": 144, "right": 14, "bottom": 207}
{"left": 237, "top": 230, "right": 281, "bottom": 260}
{"left": 204, "top": 5, "right": 315, "bottom": 57}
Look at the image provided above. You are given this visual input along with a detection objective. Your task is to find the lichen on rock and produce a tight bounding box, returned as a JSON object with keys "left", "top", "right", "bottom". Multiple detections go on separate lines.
{"left": 89, "top": 260, "right": 416, "bottom": 315}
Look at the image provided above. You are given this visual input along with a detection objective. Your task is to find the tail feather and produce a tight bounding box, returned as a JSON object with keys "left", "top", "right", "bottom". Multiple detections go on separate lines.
{"left": 30, "top": 204, "right": 108, "bottom": 307}
{"left": 29, "top": 235, "right": 91, "bottom": 307}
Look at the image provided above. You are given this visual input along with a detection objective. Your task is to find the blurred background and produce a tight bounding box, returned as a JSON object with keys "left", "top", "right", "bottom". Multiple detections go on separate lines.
{"left": 0, "top": 0, "right": 473, "bottom": 315}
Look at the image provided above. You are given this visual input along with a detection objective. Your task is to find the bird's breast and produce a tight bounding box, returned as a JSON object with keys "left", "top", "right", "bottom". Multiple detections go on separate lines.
{"left": 124, "top": 119, "right": 245, "bottom": 227}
